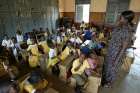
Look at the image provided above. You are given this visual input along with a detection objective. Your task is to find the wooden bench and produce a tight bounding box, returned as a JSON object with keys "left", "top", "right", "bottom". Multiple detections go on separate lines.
{"left": 59, "top": 55, "right": 76, "bottom": 82}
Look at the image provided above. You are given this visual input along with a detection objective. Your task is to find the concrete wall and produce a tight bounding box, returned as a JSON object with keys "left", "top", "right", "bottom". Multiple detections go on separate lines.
{"left": 90, "top": 0, "right": 107, "bottom": 22}
{"left": 59, "top": 0, "right": 75, "bottom": 19}
{"left": 0, "top": 0, "right": 59, "bottom": 41}
{"left": 129, "top": 0, "right": 140, "bottom": 23}
{"left": 59, "top": 0, "right": 140, "bottom": 23}
{"left": 59, "top": 0, "right": 108, "bottom": 22}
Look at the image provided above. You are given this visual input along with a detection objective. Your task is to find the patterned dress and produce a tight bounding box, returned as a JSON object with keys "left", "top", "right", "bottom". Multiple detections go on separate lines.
{"left": 103, "top": 25, "right": 133, "bottom": 84}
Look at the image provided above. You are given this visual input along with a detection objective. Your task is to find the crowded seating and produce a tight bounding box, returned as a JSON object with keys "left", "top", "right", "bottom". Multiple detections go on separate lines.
{"left": 1, "top": 21, "right": 133, "bottom": 93}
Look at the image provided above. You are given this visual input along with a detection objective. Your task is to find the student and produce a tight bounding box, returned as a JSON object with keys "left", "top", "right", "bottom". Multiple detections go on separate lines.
{"left": 27, "top": 39, "right": 40, "bottom": 68}
{"left": 16, "top": 30, "right": 23, "bottom": 43}
{"left": 38, "top": 40, "right": 50, "bottom": 54}
{"left": 22, "top": 71, "right": 48, "bottom": 93}
{"left": 98, "top": 31, "right": 105, "bottom": 41}
{"left": 2, "top": 35, "right": 13, "bottom": 48}
{"left": 72, "top": 24, "right": 76, "bottom": 32}
{"left": 81, "top": 33, "right": 97, "bottom": 50}
{"left": 2, "top": 60, "right": 17, "bottom": 81}
{"left": 59, "top": 41, "right": 74, "bottom": 61}
{"left": 71, "top": 47, "right": 90, "bottom": 93}
{"left": 85, "top": 53, "right": 99, "bottom": 76}
{"left": 83, "top": 27, "right": 93, "bottom": 41}
{"left": 80, "top": 21, "right": 86, "bottom": 31}
{"left": 47, "top": 40, "right": 58, "bottom": 69}
{"left": 69, "top": 33, "right": 83, "bottom": 46}
{"left": 8, "top": 82, "right": 19, "bottom": 93}
{"left": 11, "top": 37, "right": 21, "bottom": 62}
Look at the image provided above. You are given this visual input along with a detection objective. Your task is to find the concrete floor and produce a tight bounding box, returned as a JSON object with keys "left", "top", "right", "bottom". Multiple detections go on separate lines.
{"left": 99, "top": 55, "right": 140, "bottom": 93}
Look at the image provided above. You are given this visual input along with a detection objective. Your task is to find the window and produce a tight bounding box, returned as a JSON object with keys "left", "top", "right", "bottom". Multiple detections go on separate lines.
{"left": 75, "top": 4, "right": 90, "bottom": 23}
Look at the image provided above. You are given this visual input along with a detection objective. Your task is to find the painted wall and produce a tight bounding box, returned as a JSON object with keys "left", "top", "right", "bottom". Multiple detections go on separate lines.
{"left": 64, "top": 0, "right": 75, "bottom": 12}
{"left": 90, "top": 0, "right": 107, "bottom": 22}
{"left": 59, "top": 0, "right": 108, "bottom": 22}
{"left": 0, "top": 0, "right": 59, "bottom": 41}
{"left": 129, "top": 0, "right": 140, "bottom": 23}
{"left": 59, "top": 0, "right": 140, "bottom": 23}
{"left": 59, "top": 0, "right": 75, "bottom": 19}
{"left": 90, "top": 0, "right": 107, "bottom": 12}
{"left": 129, "top": 0, "right": 140, "bottom": 12}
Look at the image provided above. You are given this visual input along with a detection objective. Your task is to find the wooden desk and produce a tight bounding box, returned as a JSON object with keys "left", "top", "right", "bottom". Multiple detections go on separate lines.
{"left": 59, "top": 55, "right": 75, "bottom": 82}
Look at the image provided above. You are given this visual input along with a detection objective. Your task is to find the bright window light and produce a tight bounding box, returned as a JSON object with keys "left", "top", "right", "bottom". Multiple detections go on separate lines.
{"left": 83, "top": 4, "right": 90, "bottom": 23}
{"left": 134, "top": 21, "right": 140, "bottom": 48}
{"left": 75, "top": 4, "right": 90, "bottom": 23}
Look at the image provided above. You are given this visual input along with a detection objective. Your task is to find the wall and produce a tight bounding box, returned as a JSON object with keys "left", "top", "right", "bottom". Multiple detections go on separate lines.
{"left": 59, "top": 0, "right": 107, "bottom": 23}
{"left": 129, "top": 0, "right": 140, "bottom": 23}
{"left": 90, "top": 0, "right": 107, "bottom": 23}
{"left": 0, "top": 0, "right": 59, "bottom": 41}
{"left": 59, "top": 0, "right": 140, "bottom": 23}
{"left": 59, "top": 0, "right": 75, "bottom": 19}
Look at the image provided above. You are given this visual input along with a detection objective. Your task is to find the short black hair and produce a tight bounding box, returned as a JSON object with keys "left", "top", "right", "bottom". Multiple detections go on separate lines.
{"left": 121, "top": 10, "right": 135, "bottom": 23}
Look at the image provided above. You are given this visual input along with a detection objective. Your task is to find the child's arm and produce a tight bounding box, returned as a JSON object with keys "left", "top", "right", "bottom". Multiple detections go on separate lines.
{"left": 2, "top": 62, "right": 8, "bottom": 71}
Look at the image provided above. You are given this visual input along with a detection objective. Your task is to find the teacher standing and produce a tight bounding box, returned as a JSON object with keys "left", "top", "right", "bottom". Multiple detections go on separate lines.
{"left": 102, "top": 10, "right": 135, "bottom": 87}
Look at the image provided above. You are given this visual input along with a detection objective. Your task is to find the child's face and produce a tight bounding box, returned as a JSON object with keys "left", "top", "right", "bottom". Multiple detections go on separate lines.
{"left": 9, "top": 87, "right": 17, "bottom": 93}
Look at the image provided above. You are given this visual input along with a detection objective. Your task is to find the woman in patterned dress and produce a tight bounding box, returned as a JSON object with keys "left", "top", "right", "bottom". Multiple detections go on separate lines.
{"left": 102, "top": 10, "right": 135, "bottom": 87}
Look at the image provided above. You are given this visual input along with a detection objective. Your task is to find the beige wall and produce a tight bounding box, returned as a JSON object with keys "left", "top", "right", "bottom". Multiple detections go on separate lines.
{"left": 90, "top": 0, "right": 108, "bottom": 12}
{"left": 59, "top": 0, "right": 107, "bottom": 12}
{"left": 64, "top": 0, "right": 75, "bottom": 12}
{"left": 59, "top": 0, "right": 64, "bottom": 12}
{"left": 59, "top": 0, "right": 75, "bottom": 12}
{"left": 129, "top": 0, "right": 140, "bottom": 12}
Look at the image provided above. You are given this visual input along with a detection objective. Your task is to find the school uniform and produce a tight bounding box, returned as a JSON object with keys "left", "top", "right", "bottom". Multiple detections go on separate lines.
{"left": 59, "top": 47, "right": 71, "bottom": 61}
{"left": 38, "top": 41, "right": 50, "bottom": 54}
{"left": 16, "top": 34, "right": 24, "bottom": 43}
{"left": 27, "top": 44, "right": 40, "bottom": 67}
{"left": 47, "top": 48, "right": 58, "bottom": 68}
{"left": 71, "top": 59, "right": 90, "bottom": 86}
{"left": 2, "top": 39, "right": 13, "bottom": 48}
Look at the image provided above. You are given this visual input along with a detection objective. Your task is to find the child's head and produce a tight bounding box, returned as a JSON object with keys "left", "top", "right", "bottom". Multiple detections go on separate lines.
{"left": 80, "top": 47, "right": 90, "bottom": 58}
{"left": 8, "top": 82, "right": 19, "bottom": 93}
{"left": 47, "top": 39, "right": 55, "bottom": 49}
{"left": 11, "top": 37, "right": 17, "bottom": 44}
{"left": 16, "top": 30, "right": 22, "bottom": 35}
{"left": 99, "top": 42, "right": 106, "bottom": 48}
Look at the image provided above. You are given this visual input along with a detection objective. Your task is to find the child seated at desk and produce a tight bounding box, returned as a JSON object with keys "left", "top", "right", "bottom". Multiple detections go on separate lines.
{"left": 38, "top": 40, "right": 50, "bottom": 55}
{"left": 85, "top": 53, "right": 99, "bottom": 76}
{"left": 21, "top": 70, "right": 48, "bottom": 93}
{"left": 47, "top": 40, "right": 60, "bottom": 76}
{"left": 27, "top": 39, "right": 40, "bottom": 68}
{"left": 59, "top": 41, "right": 75, "bottom": 61}
{"left": 71, "top": 47, "right": 90, "bottom": 93}
{"left": 47, "top": 40, "right": 59, "bottom": 68}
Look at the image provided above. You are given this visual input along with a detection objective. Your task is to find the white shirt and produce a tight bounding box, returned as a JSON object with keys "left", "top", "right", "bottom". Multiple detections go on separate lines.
{"left": 16, "top": 34, "right": 23, "bottom": 43}
{"left": 57, "top": 36, "right": 61, "bottom": 44}
{"left": 27, "top": 38, "right": 32, "bottom": 45}
{"left": 49, "top": 48, "right": 57, "bottom": 58}
{"left": 70, "top": 37, "right": 82, "bottom": 44}
{"left": 2, "top": 39, "right": 13, "bottom": 48}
